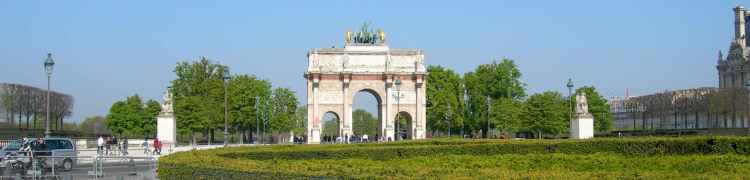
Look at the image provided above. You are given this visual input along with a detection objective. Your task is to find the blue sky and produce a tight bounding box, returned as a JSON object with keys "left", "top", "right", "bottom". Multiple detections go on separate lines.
{"left": 0, "top": 1, "right": 745, "bottom": 122}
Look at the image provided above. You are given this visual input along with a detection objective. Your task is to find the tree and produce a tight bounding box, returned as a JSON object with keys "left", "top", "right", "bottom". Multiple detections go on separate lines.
{"left": 464, "top": 59, "right": 525, "bottom": 137}
{"left": 352, "top": 109, "right": 377, "bottom": 136}
{"left": 0, "top": 83, "right": 74, "bottom": 132}
{"left": 522, "top": 91, "right": 569, "bottom": 139}
{"left": 268, "top": 87, "right": 298, "bottom": 133}
{"left": 573, "top": 86, "right": 612, "bottom": 132}
{"left": 426, "top": 65, "right": 465, "bottom": 136}
{"left": 228, "top": 74, "right": 271, "bottom": 142}
{"left": 490, "top": 98, "right": 524, "bottom": 135}
{"left": 106, "top": 101, "right": 128, "bottom": 136}
{"left": 105, "top": 95, "right": 161, "bottom": 137}
{"left": 322, "top": 115, "right": 339, "bottom": 137}
{"left": 171, "top": 57, "right": 228, "bottom": 145}
{"left": 292, "top": 105, "right": 307, "bottom": 136}
{"left": 142, "top": 100, "right": 161, "bottom": 136}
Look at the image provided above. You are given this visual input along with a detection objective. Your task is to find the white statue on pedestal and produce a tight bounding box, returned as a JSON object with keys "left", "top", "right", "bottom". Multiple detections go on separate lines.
{"left": 571, "top": 92, "right": 594, "bottom": 139}
{"left": 161, "top": 89, "right": 174, "bottom": 115}
{"left": 157, "top": 88, "right": 177, "bottom": 148}
{"left": 576, "top": 92, "right": 590, "bottom": 115}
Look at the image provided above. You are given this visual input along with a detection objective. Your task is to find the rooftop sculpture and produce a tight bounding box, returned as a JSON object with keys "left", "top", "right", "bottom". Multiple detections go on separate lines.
{"left": 346, "top": 22, "right": 385, "bottom": 45}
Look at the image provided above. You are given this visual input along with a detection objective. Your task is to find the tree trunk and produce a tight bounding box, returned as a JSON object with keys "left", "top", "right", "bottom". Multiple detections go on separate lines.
{"left": 208, "top": 129, "right": 213, "bottom": 145}
{"left": 538, "top": 131, "right": 542, "bottom": 140}
{"left": 191, "top": 131, "right": 196, "bottom": 146}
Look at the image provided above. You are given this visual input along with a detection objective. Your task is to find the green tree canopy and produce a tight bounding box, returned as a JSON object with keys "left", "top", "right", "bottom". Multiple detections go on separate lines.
{"left": 426, "top": 65, "right": 465, "bottom": 136}
{"left": 522, "top": 91, "right": 569, "bottom": 139}
{"left": 105, "top": 95, "right": 161, "bottom": 137}
{"left": 464, "top": 58, "right": 525, "bottom": 137}
{"left": 574, "top": 86, "right": 612, "bottom": 132}
{"left": 171, "top": 57, "right": 228, "bottom": 143}
{"left": 293, "top": 105, "right": 307, "bottom": 136}
{"left": 352, "top": 109, "right": 377, "bottom": 136}
{"left": 268, "top": 87, "right": 298, "bottom": 133}
{"left": 322, "top": 113, "right": 339, "bottom": 137}
{"left": 105, "top": 101, "right": 127, "bottom": 136}
{"left": 490, "top": 98, "right": 524, "bottom": 133}
{"left": 228, "top": 74, "right": 271, "bottom": 135}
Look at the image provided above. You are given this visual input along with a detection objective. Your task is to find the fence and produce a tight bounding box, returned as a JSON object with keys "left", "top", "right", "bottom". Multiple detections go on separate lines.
{"left": 0, "top": 149, "right": 157, "bottom": 180}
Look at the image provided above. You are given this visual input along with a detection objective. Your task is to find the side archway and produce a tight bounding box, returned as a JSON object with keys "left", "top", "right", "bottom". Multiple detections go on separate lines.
{"left": 395, "top": 111, "right": 413, "bottom": 140}
{"left": 321, "top": 111, "right": 341, "bottom": 143}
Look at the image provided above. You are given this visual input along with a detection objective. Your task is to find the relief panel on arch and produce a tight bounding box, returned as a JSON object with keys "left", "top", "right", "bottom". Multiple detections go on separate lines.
{"left": 319, "top": 91, "right": 344, "bottom": 104}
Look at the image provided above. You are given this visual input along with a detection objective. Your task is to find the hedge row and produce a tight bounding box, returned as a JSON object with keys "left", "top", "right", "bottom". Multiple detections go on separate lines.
{"left": 218, "top": 137, "right": 750, "bottom": 161}
{"left": 158, "top": 136, "right": 750, "bottom": 179}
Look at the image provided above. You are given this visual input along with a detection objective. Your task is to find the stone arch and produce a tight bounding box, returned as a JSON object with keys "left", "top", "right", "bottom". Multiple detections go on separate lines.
{"left": 305, "top": 39, "right": 427, "bottom": 144}
{"left": 351, "top": 88, "right": 384, "bottom": 105}
{"left": 350, "top": 88, "right": 385, "bottom": 140}
{"left": 320, "top": 111, "right": 341, "bottom": 143}
{"left": 395, "top": 111, "right": 414, "bottom": 140}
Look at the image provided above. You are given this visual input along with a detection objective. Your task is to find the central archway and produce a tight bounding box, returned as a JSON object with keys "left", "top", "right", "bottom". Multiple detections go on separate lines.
{"left": 352, "top": 89, "right": 383, "bottom": 142}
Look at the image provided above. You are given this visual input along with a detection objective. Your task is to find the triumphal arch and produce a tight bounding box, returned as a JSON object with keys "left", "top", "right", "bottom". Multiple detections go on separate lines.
{"left": 305, "top": 26, "right": 427, "bottom": 144}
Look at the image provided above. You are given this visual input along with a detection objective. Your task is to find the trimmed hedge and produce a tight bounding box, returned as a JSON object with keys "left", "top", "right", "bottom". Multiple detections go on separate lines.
{"left": 158, "top": 136, "right": 750, "bottom": 179}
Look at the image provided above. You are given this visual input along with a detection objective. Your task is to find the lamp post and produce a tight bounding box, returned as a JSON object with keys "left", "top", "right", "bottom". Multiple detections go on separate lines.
{"left": 486, "top": 95, "right": 490, "bottom": 139}
{"left": 745, "top": 80, "right": 750, "bottom": 129}
{"left": 462, "top": 84, "right": 467, "bottom": 138}
{"left": 395, "top": 79, "right": 402, "bottom": 141}
{"left": 255, "top": 96, "right": 260, "bottom": 145}
{"left": 223, "top": 67, "right": 230, "bottom": 147}
{"left": 44, "top": 53, "right": 55, "bottom": 138}
{"left": 567, "top": 78, "right": 574, "bottom": 130}
{"left": 446, "top": 103, "right": 452, "bottom": 137}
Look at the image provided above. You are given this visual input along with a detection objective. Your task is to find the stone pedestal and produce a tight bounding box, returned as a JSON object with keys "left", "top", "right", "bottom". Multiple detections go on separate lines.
{"left": 570, "top": 114, "right": 594, "bottom": 139}
{"left": 157, "top": 113, "right": 176, "bottom": 145}
{"left": 309, "top": 128, "right": 321, "bottom": 144}
{"left": 415, "top": 128, "right": 425, "bottom": 139}
{"left": 384, "top": 127, "right": 395, "bottom": 141}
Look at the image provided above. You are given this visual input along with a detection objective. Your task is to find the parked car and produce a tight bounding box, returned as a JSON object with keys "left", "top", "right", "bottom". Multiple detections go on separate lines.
{"left": 0, "top": 141, "right": 22, "bottom": 158}
{"left": 0, "top": 137, "right": 77, "bottom": 173}
{"left": 41, "top": 138, "right": 77, "bottom": 171}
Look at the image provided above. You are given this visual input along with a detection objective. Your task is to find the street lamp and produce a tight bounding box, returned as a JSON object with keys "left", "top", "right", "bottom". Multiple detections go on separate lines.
{"left": 567, "top": 78, "right": 574, "bottom": 134}
{"left": 486, "top": 95, "right": 490, "bottom": 138}
{"left": 461, "top": 84, "right": 466, "bottom": 138}
{"left": 744, "top": 80, "right": 750, "bottom": 129}
{"left": 446, "top": 103, "right": 452, "bottom": 137}
{"left": 394, "top": 79, "right": 402, "bottom": 141}
{"left": 223, "top": 66, "right": 230, "bottom": 147}
{"left": 255, "top": 96, "right": 260, "bottom": 145}
{"left": 44, "top": 53, "right": 55, "bottom": 138}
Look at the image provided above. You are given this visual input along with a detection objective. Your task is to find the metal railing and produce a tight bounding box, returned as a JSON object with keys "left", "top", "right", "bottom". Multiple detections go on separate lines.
{"left": 0, "top": 149, "right": 157, "bottom": 180}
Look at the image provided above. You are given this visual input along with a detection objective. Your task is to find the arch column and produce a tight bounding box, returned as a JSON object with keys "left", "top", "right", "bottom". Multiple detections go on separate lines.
{"left": 307, "top": 74, "right": 321, "bottom": 144}
{"left": 384, "top": 75, "right": 395, "bottom": 141}
{"left": 415, "top": 74, "right": 426, "bottom": 139}
{"left": 341, "top": 74, "right": 353, "bottom": 142}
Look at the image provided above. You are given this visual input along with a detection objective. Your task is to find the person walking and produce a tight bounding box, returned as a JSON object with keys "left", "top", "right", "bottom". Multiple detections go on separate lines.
{"left": 363, "top": 134, "right": 369, "bottom": 143}
{"left": 142, "top": 138, "right": 150, "bottom": 155}
{"left": 97, "top": 136, "right": 105, "bottom": 155}
{"left": 121, "top": 139, "right": 129, "bottom": 156}
{"left": 105, "top": 137, "right": 111, "bottom": 155}
{"left": 112, "top": 136, "right": 119, "bottom": 155}
{"left": 153, "top": 138, "right": 162, "bottom": 155}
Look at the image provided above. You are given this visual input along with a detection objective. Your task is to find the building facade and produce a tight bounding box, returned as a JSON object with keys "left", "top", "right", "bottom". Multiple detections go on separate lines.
{"left": 718, "top": 6, "right": 750, "bottom": 88}
{"left": 610, "top": 6, "right": 750, "bottom": 133}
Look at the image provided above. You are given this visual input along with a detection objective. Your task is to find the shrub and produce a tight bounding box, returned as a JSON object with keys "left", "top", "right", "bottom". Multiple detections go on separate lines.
{"left": 158, "top": 136, "right": 750, "bottom": 179}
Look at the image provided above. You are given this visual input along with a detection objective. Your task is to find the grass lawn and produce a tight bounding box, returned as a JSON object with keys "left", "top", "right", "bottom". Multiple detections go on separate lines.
{"left": 158, "top": 136, "right": 750, "bottom": 179}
